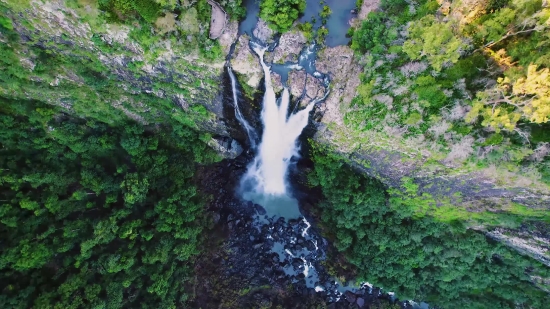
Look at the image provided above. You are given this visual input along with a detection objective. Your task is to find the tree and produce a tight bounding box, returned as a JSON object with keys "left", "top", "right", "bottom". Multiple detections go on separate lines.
{"left": 351, "top": 12, "right": 394, "bottom": 54}
{"left": 467, "top": 64, "right": 550, "bottom": 131}
{"left": 0, "top": 97, "right": 217, "bottom": 308}
{"left": 259, "top": 0, "right": 306, "bottom": 33}
{"left": 403, "top": 15, "right": 466, "bottom": 71}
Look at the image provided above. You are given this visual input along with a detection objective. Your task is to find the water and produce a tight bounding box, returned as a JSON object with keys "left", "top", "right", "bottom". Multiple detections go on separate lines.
{"left": 324, "top": 0, "right": 357, "bottom": 47}
{"left": 241, "top": 0, "right": 357, "bottom": 47}
{"left": 240, "top": 45, "right": 315, "bottom": 200}
{"left": 225, "top": 1, "right": 394, "bottom": 302}
{"left": 227, "top": 67, "right": 258, "bottom": 148}
{"left": 298, "top": 0, "right": 357, "bottom": 47}
{"left": 238, "top": 0, "right": 260, "bottom": 35}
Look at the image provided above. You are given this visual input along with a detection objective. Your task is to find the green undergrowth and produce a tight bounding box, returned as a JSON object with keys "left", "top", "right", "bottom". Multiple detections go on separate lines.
{"left": 308, "top": 142, "right": 550, "bottom": 308}
{"left": 259, "top": 0, "right": 306, "bottom": 33}
{"left": 391, "top": 177, "right": 550, "bottom": 228}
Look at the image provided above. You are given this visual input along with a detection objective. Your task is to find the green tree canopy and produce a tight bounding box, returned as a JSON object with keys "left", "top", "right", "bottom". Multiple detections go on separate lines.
{"left": 403, "top": 15, "right": 466, "bottom": 71}
{"left": 259, "top": 0, "right": 306, "bottom": 33}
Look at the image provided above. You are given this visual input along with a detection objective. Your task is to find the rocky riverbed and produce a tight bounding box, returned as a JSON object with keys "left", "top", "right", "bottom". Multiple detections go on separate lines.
{"left": 191, "top": 155, "right": 411, "bottom": 308}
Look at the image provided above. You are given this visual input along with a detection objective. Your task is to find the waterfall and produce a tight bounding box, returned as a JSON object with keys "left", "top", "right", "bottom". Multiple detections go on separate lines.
{"left": 242, "top": 45, "right": 315, "bottom": 197}
{"left": 228, "top": 67, "right": 257, "bottom": 148}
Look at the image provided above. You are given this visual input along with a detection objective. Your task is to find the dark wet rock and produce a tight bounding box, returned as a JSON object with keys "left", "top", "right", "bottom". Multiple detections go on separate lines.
{"left": 192, "top": 157, "right": 403, "bottom": 309}
{"left": 357, "top": 297, "right": 365, "bottom": 307}
{"left": 345, "top": 291, "right": 356, "bottom": 303}
{"left": 254, "top": 203, "right": 267, "bottom": 215}
{"left": 208, "top": 137, "right": 243, "bottom": 159}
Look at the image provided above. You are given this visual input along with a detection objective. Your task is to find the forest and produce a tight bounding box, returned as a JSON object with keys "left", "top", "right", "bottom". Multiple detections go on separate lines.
{"left": 1, "top": 2, "right": 222, "bottom": 307}
{"left": 309, "top": 144, "right": 550, "bottom": 308}
{"left": 0, "top": 97, "right": 219, "bottom": 308}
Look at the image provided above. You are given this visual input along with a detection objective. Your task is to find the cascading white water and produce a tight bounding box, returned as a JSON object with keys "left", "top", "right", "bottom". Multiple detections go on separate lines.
{"left": 241, "top": 45, "right": 315, "bottom": 198}
{"left": 228, "top": 67, "right": 257, "bottom": 148}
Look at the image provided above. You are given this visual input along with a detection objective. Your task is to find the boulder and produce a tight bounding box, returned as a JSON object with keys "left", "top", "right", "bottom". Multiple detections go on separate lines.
{"left": 230, "top": 35, "right": 262, "bottom": 88}
{"left": 207, "top": 137, "right": 243, "bottom": 159}
{"left": 252, "top": 18, "right": 275, "bottom": 44}
{"left": 288, "top": 70, "right": 326, "bottom": 105}
{"left": 288, "top": 70, "right": 306, "bottom": 97}
{"left": 271, "top": 30, "right": 307, "bottom": 64}
{"left": 272, "top": 72, "right": 284, "bottom": 93}
{"left": 344, "top": 291, "right": 356, "bottom": 303}
{"left": 219, "top": 20, "right": 239, "bottom": 55}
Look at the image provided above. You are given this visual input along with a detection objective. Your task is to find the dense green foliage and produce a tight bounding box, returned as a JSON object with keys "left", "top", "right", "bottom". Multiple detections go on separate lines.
{"left": 351, "top": 12, "right": 395, "bottom": 55}
{"left": 309, "top": 147, "right": 550, "bottom": 308}
{"left": 0, "top": 97, "right": 218, "bottom": 308}
{"left": 347, "top": 0, "right": 550, "bottom": 190}
{"left": 98, "top": 0, "right": 165, "bottom": 22}
{"left": 0, "top": 3, "right": 224, "bottom": 307}
{"left": 260, "top": 0, "right": 306, "bottom": 32}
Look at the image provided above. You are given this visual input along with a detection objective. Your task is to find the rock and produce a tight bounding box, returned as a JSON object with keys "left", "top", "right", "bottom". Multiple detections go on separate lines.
{"left": 272, "top": 72, "right": 284, "bottom": 93}
{"left": 287, "top": 70, "right": 326, "bottom": 105}
{"left": 254, "top": 204, "right": 267, "bottom": 215}
{"left": 315, "top": 45, "right": 360, "bottom": 126}
{"left": 357, "top": 297, "right": 365, "bottom": 307}
{"left": 345, "top": 291, "right": 356, "bottom": 303}
{"left": 230, "top": 35, "right": 263, "bottom": 88}
{"left": 352, "top": 0, "right": 382, "bottom": 27}
{"left": 212, "top": 212, "right": 221, "bottom": 224}
{"left": 252, "top": 18, "right": 275, "bottom": 44}
{"left": 292, "top": 258, "right": 303, "bottom": 268}
{"left": 271, "top": 30, "right": 307, "bottom": 64}
{"left": 207, "top": 137, "right": 243, "bottom": 159}
{"left": 219, "top": 20, "right": 239, "bottom": 55}
{"left": 288, "top": 70, "right": 306, "bottom": 97}
{"left": 304, "top": 74, "right": 326, "bottom": 102}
